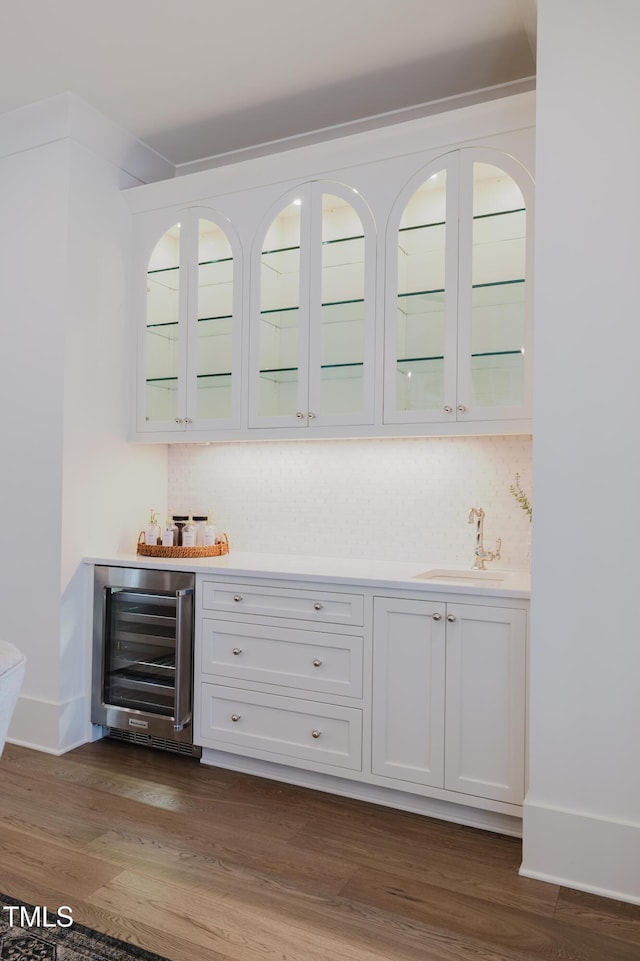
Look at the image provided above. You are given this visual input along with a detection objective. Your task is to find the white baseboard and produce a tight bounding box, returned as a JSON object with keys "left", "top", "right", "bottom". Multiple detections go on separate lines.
{"left": 521, "top": 799, "right": 640, "bottom": 905}
{"left": 7, "top": 693, "right": 88, "bottom": 755}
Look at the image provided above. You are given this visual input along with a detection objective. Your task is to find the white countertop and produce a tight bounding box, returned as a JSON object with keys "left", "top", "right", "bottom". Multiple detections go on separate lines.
{"left": 84, "top": 550, "right": 530, "bottom": 599}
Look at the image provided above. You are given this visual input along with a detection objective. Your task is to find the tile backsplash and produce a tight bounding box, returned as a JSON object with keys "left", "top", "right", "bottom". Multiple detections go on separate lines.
{"left": 168, "top": 435, "right": 532, "bottom": 569}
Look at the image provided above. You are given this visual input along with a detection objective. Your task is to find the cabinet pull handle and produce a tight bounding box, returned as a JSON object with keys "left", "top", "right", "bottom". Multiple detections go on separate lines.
{"left": 447, "top": 614, "right": 456, "bottom": 622}
{"left": 231, "top": 714, "right": 241, "bottom": 722}
{"left": 432, "top": 613, "right": 442, "bottom": 621}
{"left": 443, "top": 405, "right": 453, "bottom": 414}
{"left": 457, "top": 405, "right": 466, "bottom": 413}
{"left": 233, "top": 594, "right": 243, "bottom": 603}
{"left": 313, "top": 602, "right": 323, "bottom": 611}
{"left": 232, "top": 648, "right": 242, "bottom": 656}
{"left": 311, "top": 730, "right": 322, "bottom": 739}
{"left": 312, "top": 659, "right": 323, "bottom": 668}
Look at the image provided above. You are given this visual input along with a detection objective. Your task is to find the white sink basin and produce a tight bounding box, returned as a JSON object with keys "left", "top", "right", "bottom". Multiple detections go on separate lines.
{"left": 413, "top": 568, "right": 506, "bottom": 586}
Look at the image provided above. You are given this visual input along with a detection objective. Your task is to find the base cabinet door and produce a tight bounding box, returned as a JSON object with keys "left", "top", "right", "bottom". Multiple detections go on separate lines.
{"left": 444, "top": 603, "right": 526, "bottom": 804}
{"left": 372, "top": 596, "right": 527, "bottom": 806}
{"left": 372, "top": 597, "right": 446, "bottom": 787}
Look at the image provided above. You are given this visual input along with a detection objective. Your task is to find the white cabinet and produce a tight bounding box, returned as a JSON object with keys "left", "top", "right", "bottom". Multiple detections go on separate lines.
{"left": 129, "top": 99, "right": 535, "bottom": 441}
{"left": 248, "top": 181, "right": 376, "bottom": 431}
{"left": 194, "top": 574, "right": 529, "bottom": 828}
{"left": 371, "top": 597, "right": 446, "bottom": 787}
{"left": 384, "top": 147, "right": 534, "bottom": 426}
{"left": 199, "top": 685, "right": 363, "bottom": 771}
{"left": 134, "top": 205, "right": 242, "bottom": 436}
{"left": 443, "top": 602, "right": 526, "bottom": 804}
{"left": 195, "top": 578, "right": 366, "bottom": 775}
{"left": 372, "top": 596, "right": 526, "bottom": 805}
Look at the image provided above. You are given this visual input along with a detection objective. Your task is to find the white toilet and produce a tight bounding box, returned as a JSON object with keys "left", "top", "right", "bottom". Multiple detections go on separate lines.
{"left": 0, "top": 641, "right": 26, "bottom": 757}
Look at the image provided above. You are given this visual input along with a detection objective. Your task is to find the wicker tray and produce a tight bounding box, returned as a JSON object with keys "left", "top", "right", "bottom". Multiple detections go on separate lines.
{"left": 137, "top": 531, "right": 229, "bottom": 558}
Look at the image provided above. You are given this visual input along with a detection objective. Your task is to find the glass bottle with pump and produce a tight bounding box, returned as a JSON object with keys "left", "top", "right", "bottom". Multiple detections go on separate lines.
{"left": 162, "top": 513, "right": 178, "bottom": 547}
{"left": 203, "top": 513, "right": 218, "bottom": 547}
{"left": 144, "top": 509, "right": 160, "bottom": 546}
{"left": 192, "top": 515, "right": 208, "bottom": 546}
{"left": 182, "top": 515, "right": 197, "bottom": 548}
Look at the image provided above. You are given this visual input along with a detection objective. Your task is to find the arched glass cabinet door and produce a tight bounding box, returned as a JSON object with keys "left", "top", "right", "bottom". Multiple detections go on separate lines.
{"left": 186, "top": 212, "right": 242, "bottom": 428}
{"left": 385, "top": 148, "right": 533, "bottom": 426}
{"left": 250, "top": 181, "right": 375, "bottom": 429}
{"left": 456, "top": 149, "right": 533, "bottom": 421}
{"left": 384, "top": 154, "right": 460, "bottom": 424}
{"left": 137, "top": 207, "right": 241, "bottom": 433}
{"left": 142, "top": 219, "right": 184, "bottom": 427}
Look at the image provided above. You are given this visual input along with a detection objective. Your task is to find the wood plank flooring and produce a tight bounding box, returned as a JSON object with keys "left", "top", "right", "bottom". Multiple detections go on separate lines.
{"left": 1, "top": 740, "right": 639, "bottom": 961}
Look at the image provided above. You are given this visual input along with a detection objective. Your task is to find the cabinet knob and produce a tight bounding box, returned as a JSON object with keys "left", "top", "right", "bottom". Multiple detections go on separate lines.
{"left": 174, "top": 417, "right": 183, "bottom": 424}
{"left": 313, "top": 602, "right": 323, "bottom": 611}
{"left": 312, "top": 659, "right": 323, "bottom": 668}
{"left": 231, "top": 714, "right": 241, "bottom": 722}
{"left": 311, "top": 730, "right": 322, "bottom": 739}
{"left": 184, "top": 417, "right": 193, "bottom": 424}
{"left": 296, "top": 411, "right": 305, "bottom": 419}
{"left": 308, "top": 411, "right": 316, "bottom": 419}
{"left": 447, "top": 614, "right": 456, "bottom": 622}
{"left": 457, "top": 405, "right": 466, "bottom": 413}
{"left": 432, "top": 613, "right": 442, "bottom": 621}
{"left": 232, "top": 648, "right": 242, "bottom": 656}
{"left": 233, "top": 594, "right": 243, "bottom": 603}
{"left": 443, "top": 405, "right": 453, "bottom": 414}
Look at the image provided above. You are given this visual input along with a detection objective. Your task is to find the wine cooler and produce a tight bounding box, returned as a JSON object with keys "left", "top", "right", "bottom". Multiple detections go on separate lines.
{"left": 92, "top": 565, "right": 200, "bottom": 755}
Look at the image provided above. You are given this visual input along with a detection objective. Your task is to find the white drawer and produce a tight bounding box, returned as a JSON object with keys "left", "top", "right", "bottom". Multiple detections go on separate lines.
{"left": 201, "top": 581, "right": 364, "bottom": 627}
{"left": 201, "top": 619, "right": 363, "bottom": 698}
{"left": 199, "top": 684, "right": 362, "bottom": 771}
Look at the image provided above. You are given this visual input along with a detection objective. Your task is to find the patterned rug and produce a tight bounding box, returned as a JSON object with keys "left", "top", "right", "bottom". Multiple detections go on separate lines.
{"left": 0, "top": 894, "right": 171, "bottom": 961}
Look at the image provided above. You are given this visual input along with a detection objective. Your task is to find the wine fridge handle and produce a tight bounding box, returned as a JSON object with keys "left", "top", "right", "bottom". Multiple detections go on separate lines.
{"left": 174, "top": 588, "right": 194, "bottom": 732}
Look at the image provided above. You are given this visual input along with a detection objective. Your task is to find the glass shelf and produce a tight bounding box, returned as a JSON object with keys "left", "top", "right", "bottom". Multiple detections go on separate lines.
{"left": 147, "top": 313, "right": 233, "bottom": 333}
{"left": 259, "top": 210, "right": 525, "bottom": 259}
{"left": 148, "top": 265, "right": 179, "bottom": 276}
{"left": 260, "top": 298, "right": 365, "bottom": 330}
{"left": 259, "top": 361, "right": 364, "bottom": 385}
{"left": 399, "top": 278, "right": 523, "bottom": 303}
{"left": 262, "top": 236, "right": 366, "bottom": 259}
{"left": 198, "top": 256, "right": 233, "bottom": 266}
{"left": 147, "top": 372, "right": 233, "bottom": 387}
{"left": 397, "top": 349, "right": 522, "bottom": 367}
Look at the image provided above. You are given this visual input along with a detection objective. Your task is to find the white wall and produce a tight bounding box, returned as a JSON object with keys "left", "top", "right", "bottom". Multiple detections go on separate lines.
{"left": 0, "top": 141, "right": 69, "bottom": 737}
{"left": 0, "top": 97, "right": 169, "bottom": 753}
{"left": 522, "top": 0, "right": 640, "bottom": 903}
{"left": 168, "top": 435, "right": 532, "bottom": 569}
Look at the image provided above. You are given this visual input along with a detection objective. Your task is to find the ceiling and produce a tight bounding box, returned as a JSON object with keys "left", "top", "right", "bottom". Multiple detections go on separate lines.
{"left": 0, "top": 0, "right": 537, "bottom": 169}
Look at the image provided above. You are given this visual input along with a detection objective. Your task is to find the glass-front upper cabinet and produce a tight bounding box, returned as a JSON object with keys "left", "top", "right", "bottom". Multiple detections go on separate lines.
{"left": 384, "top": 148, "right": 533, "bottom": 425}
{"left": 249, "top": 182, "right": 375, "bottom": 429}
{"left": 136, "top": 207, "right": 242, "bottom": 434}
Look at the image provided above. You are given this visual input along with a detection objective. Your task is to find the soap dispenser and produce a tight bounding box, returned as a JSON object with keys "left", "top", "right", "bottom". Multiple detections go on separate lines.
{"left": 203, "top": 512, "right": 218, "bottom": 547}
{"left": 144, "top": 509, "right": 160, "bottom": 546}
{"left": 162, "top": 512, "right": 178, "bottom": 547}
{"left": 182, "top": 514, "right": 197, "bottom": 548}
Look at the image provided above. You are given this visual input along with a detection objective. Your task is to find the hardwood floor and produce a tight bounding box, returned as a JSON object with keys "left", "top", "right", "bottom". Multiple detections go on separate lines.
{"left": 1, "top": 740, "right": 639, "bottom": 961}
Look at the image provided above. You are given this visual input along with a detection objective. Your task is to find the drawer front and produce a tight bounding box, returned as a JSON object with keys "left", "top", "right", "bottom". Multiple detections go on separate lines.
{"left": 201, "top": 581, "right": 364, "bottom": 627}
{"left": 201, "top": 619, "right": 363, "bottom": 698}
{"left": 199, "top": 684, "right": 362, "bottom": 770}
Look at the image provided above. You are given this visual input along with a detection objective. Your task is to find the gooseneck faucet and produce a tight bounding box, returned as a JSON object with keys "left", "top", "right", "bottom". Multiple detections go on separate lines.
{"left": 468, "top": 507, "right": 502, "bottom": 570}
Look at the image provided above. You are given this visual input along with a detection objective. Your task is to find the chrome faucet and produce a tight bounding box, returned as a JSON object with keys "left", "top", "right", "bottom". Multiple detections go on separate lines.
{"left": 468, "top": 507, "right": 502, "bottom": 570}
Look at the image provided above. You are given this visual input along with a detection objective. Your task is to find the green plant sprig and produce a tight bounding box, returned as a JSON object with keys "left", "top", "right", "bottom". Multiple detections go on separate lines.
{"left": 510, "top": 473, "right": 532, "bottom": 521}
